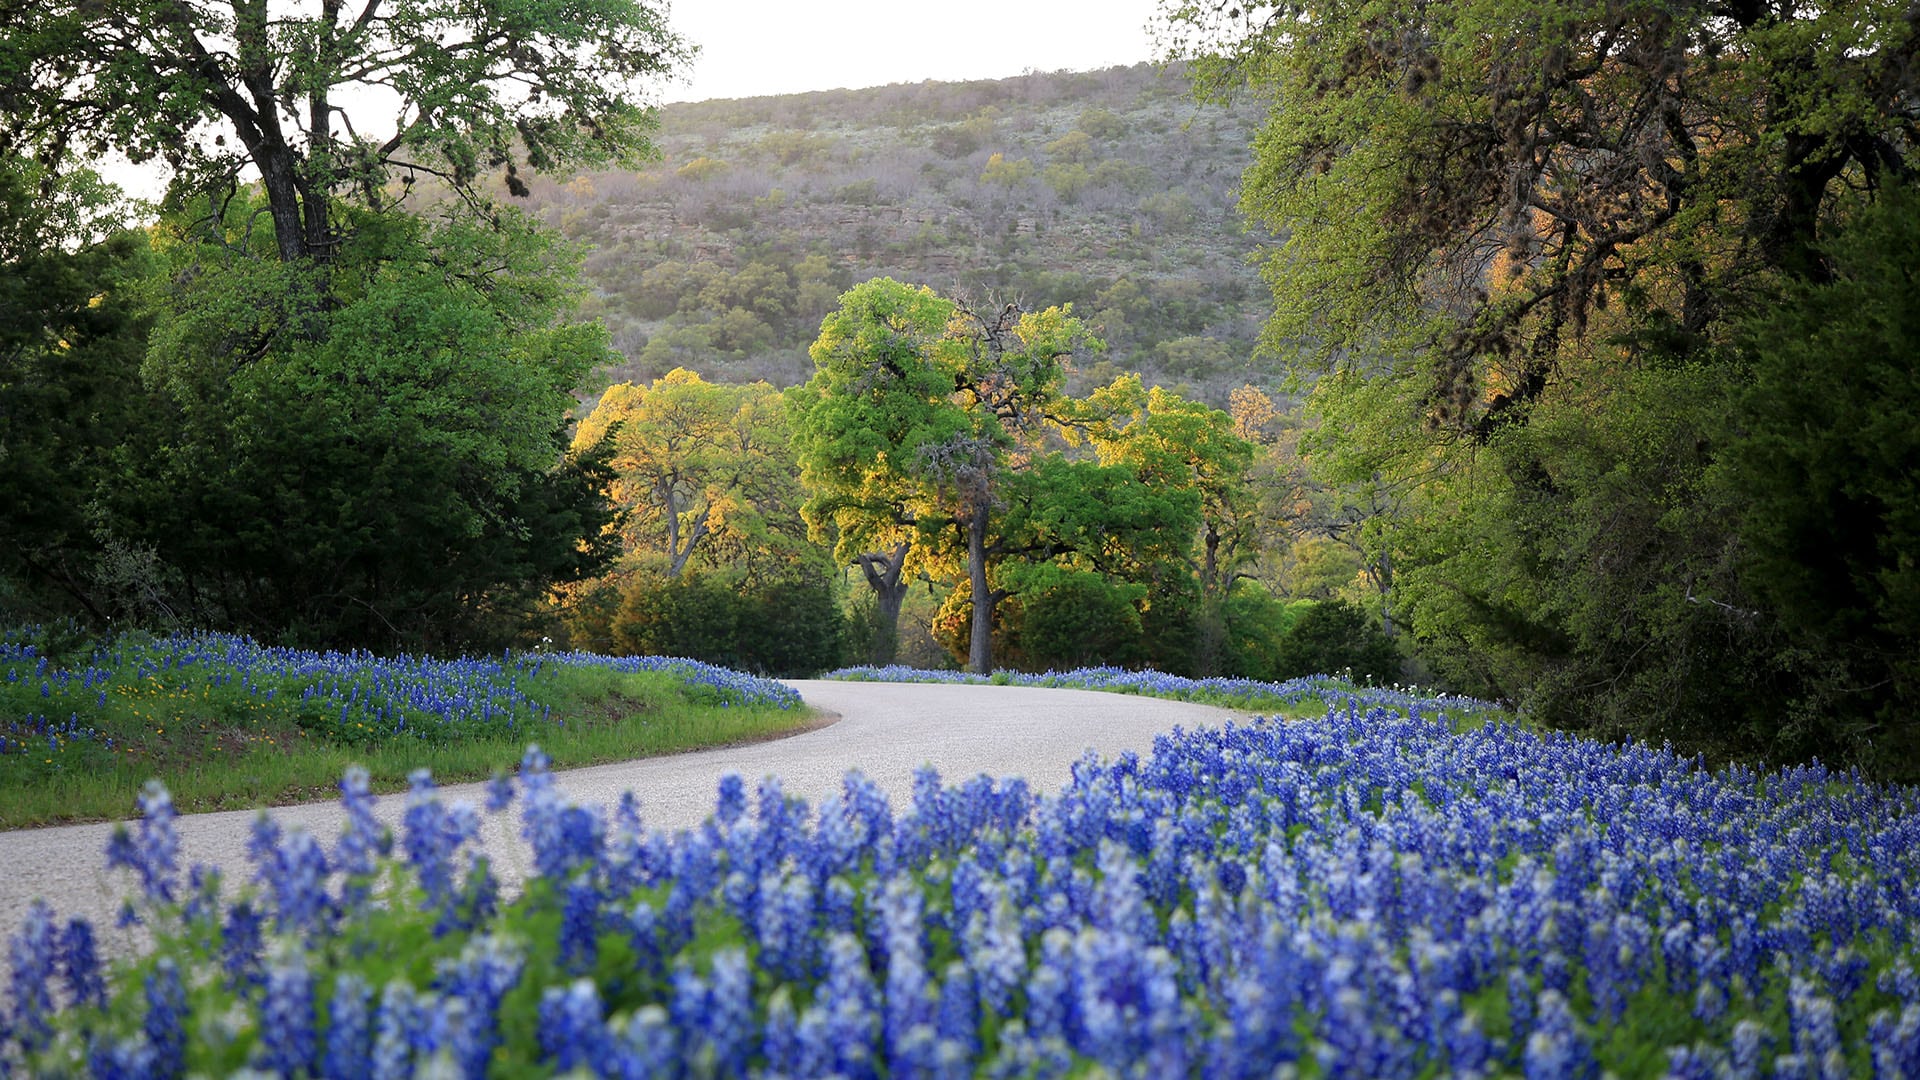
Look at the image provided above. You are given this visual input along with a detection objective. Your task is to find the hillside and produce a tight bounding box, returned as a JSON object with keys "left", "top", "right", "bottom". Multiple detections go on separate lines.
{"left": 511, "top": 63, "right": 1277, "bottom": 401}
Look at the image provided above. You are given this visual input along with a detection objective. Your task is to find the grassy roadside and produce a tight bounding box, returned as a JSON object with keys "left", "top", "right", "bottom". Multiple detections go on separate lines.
{"left": 825, "top": 663, "right": 1511, "bottom": 730}
{"left": 1, "top": 632, "right": 817, "bottom": 829}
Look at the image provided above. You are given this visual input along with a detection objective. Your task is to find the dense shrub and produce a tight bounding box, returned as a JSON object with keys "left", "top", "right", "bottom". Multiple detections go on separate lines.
{"left": 1270, "top": 599, "right": 1401, "bottom": 683}
{"left": 1001, "top": 572, "right": 1146, "bottom": 672}
{"left": 611, "top": 568, "right": 848, "bottom": 677}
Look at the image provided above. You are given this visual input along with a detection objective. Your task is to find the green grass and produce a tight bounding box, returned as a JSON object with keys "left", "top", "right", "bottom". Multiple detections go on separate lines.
{"left": 1, "top": 657, "right": 818, "bottom": 830}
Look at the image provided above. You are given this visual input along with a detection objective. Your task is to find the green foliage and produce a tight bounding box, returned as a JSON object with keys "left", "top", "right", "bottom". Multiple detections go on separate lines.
{"left": 1165, "top": 0, "right": 1915, "bottom": 417}
{"left": 610, "top": 565, "right": 848, "bottom": 677}
{"left": 572, "top": 369, "right": 806, "bottom": 578}
{"left": 1217, "top": 588, "right": 1308, "bottom": 680}
{"left": 996, "top": 568, "right": 1147, "bottom": 672}
{"left": 1165, "top": 0, "right": 1920, "bottom": 777}
{"left": 3, "top": 0, "right": 689, "bottom": 261}
{"left": 1723, "top": 187, "right": 1920, "bottom": 774}
{"left": 0, "top": 158, "right": 157, "bottom": 624}
{"left": 106, "top": 201, "right": 619, "bottom": 651}
{"left": 1269, "top": 599, "right": 1401, "bottom": 684}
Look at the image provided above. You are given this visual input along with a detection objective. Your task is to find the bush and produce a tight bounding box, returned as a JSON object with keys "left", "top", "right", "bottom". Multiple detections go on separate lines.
{"left": 611, "top": 567, "right": 847, "bottom": 677}
{"left": 1271, "top": 599, "right": 1401, "bottom": 683}
{"left": 1003, "top": 572, "right": 1146, "bottom": 671}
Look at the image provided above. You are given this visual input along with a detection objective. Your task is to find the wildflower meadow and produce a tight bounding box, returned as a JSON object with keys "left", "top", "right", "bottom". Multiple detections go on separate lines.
{"left": 4, "top": 669, "right": 1917, "bottom": 1077}
{"left": 0, "top": 631, "right": 803, "bottom": 826}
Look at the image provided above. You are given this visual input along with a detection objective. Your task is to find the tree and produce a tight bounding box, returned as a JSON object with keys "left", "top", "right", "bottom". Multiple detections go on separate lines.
{"left": 792, "top": 278, "right": 1103, "bottom": 673}
{"left": 1271, "top": 600, "right": 1400, "bottom": 685}
{"left": 1725, "top": 188, "right": 1920, "bottom": 774}
{"left": 609, "top": 563, "right": 847, "bottom": 677}
{"left": 909, "top": 296, "right": 1099, "bottom": 674}
{"left": 2, "top": 0, "right": 689, "bottom": 263}
{"left": 1083, "top": 375, "right": 1257, "bottom": 673}
{"left": 789, "top": 278, "right": 957, "bottom": 665}
{"left": 0, "top": 158, "right": 156, "bottom": 622}
{"left": 573, "top": 369, "right": 804, "bottom": 579}
{"left": 106, "top": 198, "right": 620, "bottom": 649}
{"left": 1160, "top": 0, "right": 1920, "bottom": 772}
{"left": 1161, "top": 0, "right": 1918, "bottom": 429}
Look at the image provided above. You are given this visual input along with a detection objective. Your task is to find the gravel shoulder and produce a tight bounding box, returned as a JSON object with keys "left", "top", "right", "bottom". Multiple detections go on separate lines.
{"left": 0, "top": 680, "right": 1247, "bottom": 954}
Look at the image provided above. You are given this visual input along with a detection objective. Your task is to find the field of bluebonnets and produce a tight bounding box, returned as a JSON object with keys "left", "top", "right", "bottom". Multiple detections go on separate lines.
{"left": 4, "top": 660, "right": 1918, "bottom": 1078}
{"left": 0, "top": 630, "right": 804, "bottom": 824}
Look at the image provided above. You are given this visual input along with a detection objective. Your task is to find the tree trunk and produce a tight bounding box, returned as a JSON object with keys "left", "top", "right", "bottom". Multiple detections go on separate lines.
{"left": 857, "top": 542, "right": 911, "bottom": 665}
{"left": 1375, "top": 550, "right": 1395, "bottom": 638}
{"left": 968, "top": 503, "right": 994, "bottom": 674}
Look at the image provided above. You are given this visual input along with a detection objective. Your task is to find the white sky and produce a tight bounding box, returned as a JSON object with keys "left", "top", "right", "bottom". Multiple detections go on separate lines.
{"left": 662, "top": 0, "right": 1167, "bottom": 102}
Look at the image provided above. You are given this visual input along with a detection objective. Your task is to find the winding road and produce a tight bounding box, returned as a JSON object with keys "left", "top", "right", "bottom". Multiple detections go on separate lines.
{"left": 0, "top": 679, "right": 1247, "bottom": 952}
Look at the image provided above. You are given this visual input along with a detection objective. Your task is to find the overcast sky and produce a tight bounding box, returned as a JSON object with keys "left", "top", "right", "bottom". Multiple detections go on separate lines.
{"left": 663, "top": 0, "right": 1167, "bottom": 102}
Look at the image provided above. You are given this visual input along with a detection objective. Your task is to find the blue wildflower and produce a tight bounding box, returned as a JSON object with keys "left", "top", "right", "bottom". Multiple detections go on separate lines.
{"left": 259, "top": 952, "right": 317, "bottom": 1075}
{"left": 105, "top": 779, "right": 181, "bottom": 905}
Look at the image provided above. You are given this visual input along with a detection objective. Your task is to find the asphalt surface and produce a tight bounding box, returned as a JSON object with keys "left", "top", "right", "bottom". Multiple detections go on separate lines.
{"left": 0, "top": 679, "right": 1246, "bottom": 957}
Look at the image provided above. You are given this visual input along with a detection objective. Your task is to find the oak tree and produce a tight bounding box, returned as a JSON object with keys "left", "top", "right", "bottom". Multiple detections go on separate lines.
{"left": 2, "top": 0, "right": 689, "bottom": 262}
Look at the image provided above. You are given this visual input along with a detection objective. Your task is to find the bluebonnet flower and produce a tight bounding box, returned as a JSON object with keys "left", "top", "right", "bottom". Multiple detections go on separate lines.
{"left": 369, "top": 980, "right": 422, "bottom": 1080}
{"left": 715, "top": 773, "right": 747, "bottom": 827}
{"left": 613, "top": 1004, "right": 678, "bottom": 1077}
{"left": 335, "top": 765, "right": 389, "bottom": 911}
{"left": 1523, "top": 989, "right": 1593, "bottom": 1080}
{"left": 483, "top": 771, "right": 515, "bottom": 814}
{"left": 258, "top": 824, "right": 332, "bottom": 935}
{"left": 259, "top": 951, "right": 317, "bottom": 1075}
{"left": 520, "top": 754, "right": 604, "bottom": 882}
{"left": 181, "top": 863, "right": 223, "bottom": 931}
{"left": 764, "top": 986, "right": 801, "bottom": 1075}
{"left": 7, "top": 900, "right": 57, "bottom": 1052}
{"left": 821, "top": 932, "right": 881, "bottom": 1079}
{"left": 936, "top": 959, "right": 979, "bottom": 1061}
{"left": 708, "top": 947, "right": 756, "bottom": 1075}
{"left": 105, "top": 779, "right": 181, "bottom": 905}
{"left": 401, "top": 771, "right": 481, "bottom": 933}
{"left": 222, "top": 900, "right": 265, "bottom": 994}
{"left": 449, "top": 852, "right": 499, "bottom": 935}
{"left": 321, "top": 973, "right": 373, "bottom": 1080}
{"left": 880, "top": 878, "right": 937, "bottom": 1073}
{"left": 144, "top": 957, "right": 187, "bottom": 1079}
{"left": 559, "top": 877, "right": 600, "bottom": 973}
{"left": 1867, "top": 1005, "right": 1920, "bottom": 1080}
{"left": 757, "top": 870, "right": 815, "bottom": 982}
{"left": 435, "top": 935, "right": 523, "bottom": 1077}
{"left": 86, "top": 1034, "right": 158, "bottom": 1080}
{"left": 58, "top": 916, "right": 105, "bottom": 1010}
{"left": 538, "top": 979, "right": 606, "bottom": 1074}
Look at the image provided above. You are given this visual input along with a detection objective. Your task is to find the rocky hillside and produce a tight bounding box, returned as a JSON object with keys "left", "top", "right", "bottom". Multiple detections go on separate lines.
{"left": 511, "top": 62, "right": 1278, "bottom": 401}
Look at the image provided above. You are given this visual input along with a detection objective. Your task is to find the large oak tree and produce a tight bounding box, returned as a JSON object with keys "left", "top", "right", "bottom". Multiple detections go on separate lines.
{"left": 2, "top": 0, "right": 688, "bottom": 262}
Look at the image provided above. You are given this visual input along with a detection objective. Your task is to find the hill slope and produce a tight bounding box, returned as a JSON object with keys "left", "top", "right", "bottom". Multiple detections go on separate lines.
{"left": 513, "top": 63, "right": 1276, "bottom": 400}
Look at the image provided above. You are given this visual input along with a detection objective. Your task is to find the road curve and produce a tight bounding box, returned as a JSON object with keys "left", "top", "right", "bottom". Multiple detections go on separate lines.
{"left": 0, "top": 679, "right": 1247, "bottom": 951}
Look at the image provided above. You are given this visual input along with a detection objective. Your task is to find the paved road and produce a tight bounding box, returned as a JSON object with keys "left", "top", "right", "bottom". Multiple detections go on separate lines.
{"left": 0, "top": 680, "right": 1246, "bottom": 953}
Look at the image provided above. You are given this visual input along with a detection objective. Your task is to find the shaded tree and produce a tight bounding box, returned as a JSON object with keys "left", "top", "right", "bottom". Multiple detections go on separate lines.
{"left": 1160, "top": 0, "right": 1920, "bottom": 773}
{"left": 107, "top": 199, "right": 620, "bottom": 649}
{"left": 0, "top": 159, "right": 156, "bottom": 622}
{"left": 1725, "top": 188, "right": 1920, "bottom": 773}
{"left": 1161, "top": 0, "right": 1918, "bottom": 427}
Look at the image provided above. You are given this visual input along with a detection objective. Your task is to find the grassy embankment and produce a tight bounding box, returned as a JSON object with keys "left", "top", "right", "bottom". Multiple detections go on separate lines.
{"left": 827, "top": 663, "right": 1510, "bottom": 730}
{"left": 0, "top": 631, "right": 815, "bottom": 828}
